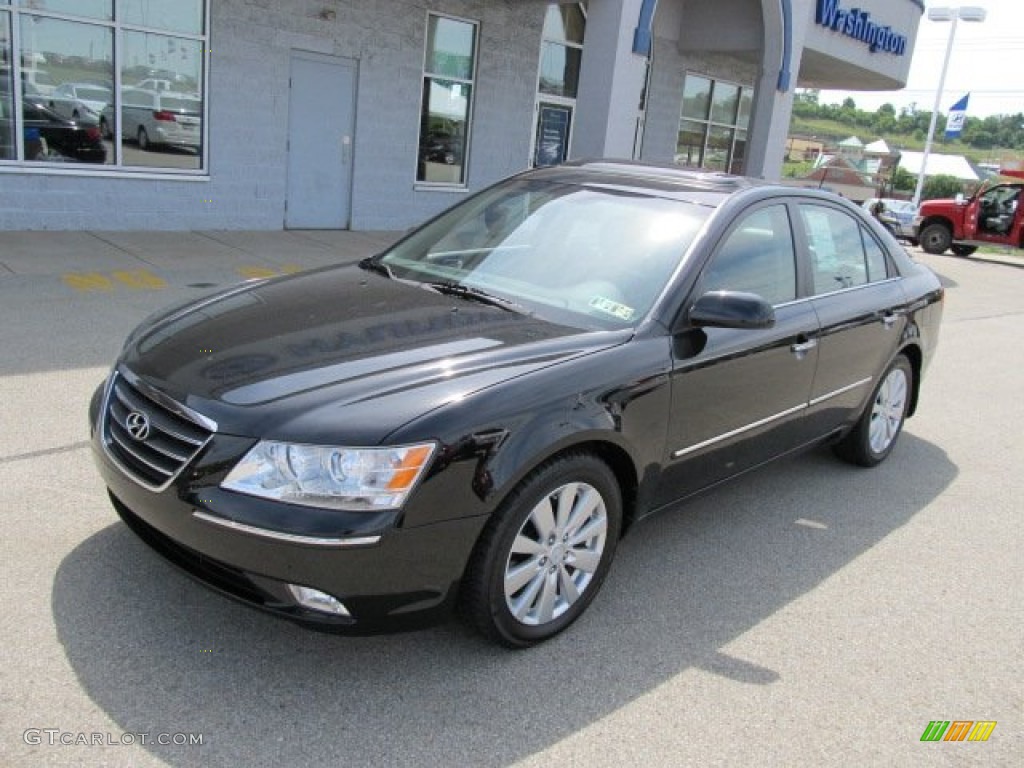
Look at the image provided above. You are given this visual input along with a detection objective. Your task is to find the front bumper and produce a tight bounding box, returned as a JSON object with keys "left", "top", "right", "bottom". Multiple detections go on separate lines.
{"left": 89, "top": 381, "right": 487, "bottom": 634}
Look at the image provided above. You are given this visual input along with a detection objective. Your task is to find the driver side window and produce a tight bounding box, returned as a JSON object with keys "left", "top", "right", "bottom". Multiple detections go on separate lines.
{"left": 699, "top": 205, "right": 797, "bottom": 306}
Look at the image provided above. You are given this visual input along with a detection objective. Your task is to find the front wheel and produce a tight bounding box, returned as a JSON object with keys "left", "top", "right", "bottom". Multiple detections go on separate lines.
{"left": 462, "top": 453, "right": 622, "bottom": 647}
{"left": 919, "top": 223, "right": 952, "bottom": 255}
{"left": 834, "top": 355, "right": 913, "bottom": 467}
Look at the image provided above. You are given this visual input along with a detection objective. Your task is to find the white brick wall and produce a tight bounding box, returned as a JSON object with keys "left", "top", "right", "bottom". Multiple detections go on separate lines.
{"left": 0, "top": 0, "right": 544, "bottom": 231}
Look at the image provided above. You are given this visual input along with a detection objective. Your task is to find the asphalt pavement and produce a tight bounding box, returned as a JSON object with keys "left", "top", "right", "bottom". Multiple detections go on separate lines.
{"left": 0, "top": 232, "right": 1020, "bottom": 767}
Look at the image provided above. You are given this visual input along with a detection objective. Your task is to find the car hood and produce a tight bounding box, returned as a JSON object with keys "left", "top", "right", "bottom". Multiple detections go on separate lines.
{"left": 918, "top": 197, "right": 964, "bottom": 212}
{"left": 120, "top": 265, "right": 629, "bottom": 443}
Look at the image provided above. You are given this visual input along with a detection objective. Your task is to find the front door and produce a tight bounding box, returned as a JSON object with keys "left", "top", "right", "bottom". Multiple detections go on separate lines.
{"left": 654, "top": 203, "right": 820, "bottom": 506}
{"left": 286, "top": 52, "right": 357, "bottom": 229}
{"left": 964, "top": 183, "right": 1022, "bottom": 245}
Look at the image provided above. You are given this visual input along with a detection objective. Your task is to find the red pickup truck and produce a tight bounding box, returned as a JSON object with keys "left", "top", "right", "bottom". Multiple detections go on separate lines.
{"left": 915, "top": 176, "right": 1024, "bottom": 256}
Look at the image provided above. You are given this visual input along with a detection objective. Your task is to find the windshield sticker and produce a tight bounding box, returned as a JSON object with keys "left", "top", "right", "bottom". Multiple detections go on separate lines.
{"left": 589, "top": 296, "right": 635, "bottom": 321}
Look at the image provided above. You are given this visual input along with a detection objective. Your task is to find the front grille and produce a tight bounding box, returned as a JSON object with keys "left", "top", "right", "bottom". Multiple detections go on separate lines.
{"left": 102, "top": 372, "right": 213, "bottom": 490}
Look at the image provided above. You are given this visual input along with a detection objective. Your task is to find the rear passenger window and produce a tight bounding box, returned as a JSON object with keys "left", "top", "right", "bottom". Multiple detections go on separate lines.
{"left": 799, "top": 205, "right": 889, "bottom": 293}
{"left": 700, "top": 205, "right": 797, "bottom": 305}
{"left": 862, "top": 230, "right": 889, "bottom": 281}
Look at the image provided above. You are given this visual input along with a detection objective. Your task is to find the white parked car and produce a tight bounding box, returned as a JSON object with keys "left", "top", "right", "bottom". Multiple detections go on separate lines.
{"left": 47, "top": 82, "right": 112, "bottom": 124}
{"left": 135, "top": 78, "right": 173, "bottom": 92}
{"left": 100, "top": 88, "right": 201, "bottom": 151}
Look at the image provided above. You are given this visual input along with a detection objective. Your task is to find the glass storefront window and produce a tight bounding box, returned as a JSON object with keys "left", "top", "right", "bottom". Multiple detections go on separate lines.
{"left": 532, "top": 3, "right": 586, "bottom": 167}
{"left": 704, "top": 126, "right": 733, "bottom": 172}
{"left": 538, "top": 41, "right": 581, "bottom": 99}
{"left": 424, "top": 15, "right": 475, "bottom": 80}
{"left": 676, "top": 120, "right": 706, "bottom": 167}
{"left": 710, "top": 81, "right": 739, "bottom": 125}
{"left": 0, "top": 1, "right": 208, "bottom": 173}
{"left": 120, "top": 0, "right": 204, "bottom": 35}
{"left": 19, "top": 15, "right": 113, "bottom": 164}
{"left": 542, "top": 3, "right": 585, "bottom": 45}
{"left": 681, "top": 76, "right": 711, "bottom": 121}
{"left": 418, "top": 14, "right": 477, "bottom": 185}
{"left": 120, "top": 30, "right": 203, "bottom": 169}
{"left": 21, "top": 1, "right": 112, "bottom": 22}
{"left": 1, "top": 12, "right": 13, "bottom": 160}
{"left": 677, "top": 74, "right": 751, "bottom": 175}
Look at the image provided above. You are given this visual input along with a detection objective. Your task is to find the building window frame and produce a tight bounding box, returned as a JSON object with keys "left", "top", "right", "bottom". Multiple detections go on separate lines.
{"left": 676, "top": 73, "right": 751, "bottom": 175}
{"left": 530, "top": 2, "right": 586, "bottom": 168}
{"left": 0, "top": 0, "right": 210, "bottom": 179}
{"left": 415, "top": 11, "right": 479, "bottom": 189}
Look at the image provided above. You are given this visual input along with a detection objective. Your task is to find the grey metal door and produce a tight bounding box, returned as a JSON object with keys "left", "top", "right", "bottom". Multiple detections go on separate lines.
{"left": 286, "top": 53, "right": 356, "bottom": 229}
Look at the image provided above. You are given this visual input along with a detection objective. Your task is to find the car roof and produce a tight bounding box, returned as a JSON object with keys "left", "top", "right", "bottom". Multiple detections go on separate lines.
{"left": 522, "top": 159, "right": 854, "bottom": 210}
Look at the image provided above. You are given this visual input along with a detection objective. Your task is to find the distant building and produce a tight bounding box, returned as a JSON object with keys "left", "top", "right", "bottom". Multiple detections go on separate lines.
{"left": 784, "top": 134, "right": 901, "bottom": 202}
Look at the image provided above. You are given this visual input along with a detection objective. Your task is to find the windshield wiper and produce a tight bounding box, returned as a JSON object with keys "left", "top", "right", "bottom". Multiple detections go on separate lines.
{"left": 425, "top": 281, "right": 527, "bottom": 314}
{"left": 358, "top": 257, "right": 393, "bottom": 278}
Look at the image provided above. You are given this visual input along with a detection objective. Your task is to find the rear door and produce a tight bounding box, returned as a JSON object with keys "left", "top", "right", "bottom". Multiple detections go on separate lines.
{"left": 794, "top": 202, "right": 907, "bottom": 436}
{"left": 655, "top": 202, "right": 820, "bottom": 506}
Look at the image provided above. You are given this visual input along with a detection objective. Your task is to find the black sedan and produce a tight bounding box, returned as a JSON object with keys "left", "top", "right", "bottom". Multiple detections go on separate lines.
{"left": 22, "top": 99, "right": 106, "bottom": 163}
{"left": 90, "top": 161, "right": 944, "bottom": 647}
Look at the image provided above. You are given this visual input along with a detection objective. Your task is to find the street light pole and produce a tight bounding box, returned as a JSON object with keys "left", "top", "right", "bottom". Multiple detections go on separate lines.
{"left": 912, "top": 6, "right": 987, "bottom": 207}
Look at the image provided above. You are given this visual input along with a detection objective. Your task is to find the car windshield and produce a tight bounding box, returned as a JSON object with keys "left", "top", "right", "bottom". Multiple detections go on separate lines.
{"left": 886, "top": 200, "right": 916, "bottom": 214}
{"left": 377, "top": 178, "right": 709, "bottom": 329}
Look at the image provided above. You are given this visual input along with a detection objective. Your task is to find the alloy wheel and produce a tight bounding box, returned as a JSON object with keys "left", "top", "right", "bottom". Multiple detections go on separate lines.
{"left": 869, "top": 367, "right": 908, "bottom": 454}
{"left": 503, "top": 481, "right": 608, "bottom": 626}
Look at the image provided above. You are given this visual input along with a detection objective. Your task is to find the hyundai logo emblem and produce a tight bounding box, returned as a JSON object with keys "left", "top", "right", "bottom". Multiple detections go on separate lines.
{"left": 125, "top": 411, "right": 151, "bottom": 441}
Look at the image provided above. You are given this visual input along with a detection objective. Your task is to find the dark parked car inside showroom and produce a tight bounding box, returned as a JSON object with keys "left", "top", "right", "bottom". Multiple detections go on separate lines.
{"left": 21, "top": 99, "right": 107, "bottom": 163}
{"left": 90, "top": 161, "right": 944, "bottom": 647}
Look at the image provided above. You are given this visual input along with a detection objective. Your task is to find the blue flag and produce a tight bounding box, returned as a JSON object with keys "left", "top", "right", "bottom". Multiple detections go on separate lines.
{"left": 945, "top": 94, "right": 970, "bottom": 139}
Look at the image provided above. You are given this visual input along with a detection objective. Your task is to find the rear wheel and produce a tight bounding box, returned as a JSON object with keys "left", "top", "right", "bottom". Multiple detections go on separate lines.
{"left": 834, "top": 355, "right": 912, "bottom": 467}
{"left": 919, "top": 223, "right": 952, "bottom": 255}
{"left": 137, "top": 126, "right": 150, "bottom": 150}
{"left": 462, "top": 453, "right": 622, "bottom": 647}
{"left": 951, "top": 244, "right": 977, "bottom": 257}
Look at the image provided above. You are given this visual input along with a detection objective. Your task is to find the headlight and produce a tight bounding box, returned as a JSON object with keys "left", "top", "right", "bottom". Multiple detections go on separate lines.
{"left": 221, "top": 441, "right": 436, "bottom": 511}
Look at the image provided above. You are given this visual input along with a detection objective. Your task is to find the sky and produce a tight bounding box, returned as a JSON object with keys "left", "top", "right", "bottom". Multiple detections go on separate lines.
{"left": 818, "top": 0, "right": 1024, "bottom": 118}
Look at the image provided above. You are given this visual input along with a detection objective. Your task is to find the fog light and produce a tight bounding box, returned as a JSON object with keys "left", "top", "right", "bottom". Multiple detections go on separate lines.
{"left": 287, "top": 584, "right": 351, "bottom": 617}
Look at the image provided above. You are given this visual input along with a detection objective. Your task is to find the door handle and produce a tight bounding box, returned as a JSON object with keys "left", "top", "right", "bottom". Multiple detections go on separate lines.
{"left": 790, "top": 338, "right": 817, "bottom": 358}
{"left": 341, "top": 134, "right": 351, "bottom": 164}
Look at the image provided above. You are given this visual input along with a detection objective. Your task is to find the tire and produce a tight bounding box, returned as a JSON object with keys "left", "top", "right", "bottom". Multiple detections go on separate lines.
{"left": 919, "top": 223, "right": 952, "bottom": 255}
{"left": 951, "top": 244, "right": 977, "bottom": 257}
{"left": 99, "top": 117, "right": 111, "bottom": 140}
{"left": 834, "top": 354, "right": 913, "bottom": 467}
{"left": 462, "top": 452, "right": 622, "bottom": 648}
{"left": 137, "top": 127, "right": 150, "bottom": 150}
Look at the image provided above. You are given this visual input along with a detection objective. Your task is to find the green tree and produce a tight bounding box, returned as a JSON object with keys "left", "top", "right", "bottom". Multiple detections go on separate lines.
{"left": 922, "top": 174, "right": 964, "bottom": 200}
{"left": 891, "top": 166, "right": 916, "bottom": 192}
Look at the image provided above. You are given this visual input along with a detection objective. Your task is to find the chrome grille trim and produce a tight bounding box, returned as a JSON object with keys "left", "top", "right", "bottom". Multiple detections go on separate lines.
{"left": 101, "top": 369, "right": 215, "bottom": 491}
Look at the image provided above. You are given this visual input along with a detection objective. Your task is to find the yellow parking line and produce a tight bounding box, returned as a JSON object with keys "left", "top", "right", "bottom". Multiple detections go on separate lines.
{"left": 112, "top": 269, "right": 168, "bottom": 290}
{"left": 62, "top": 272, "right": 115, "bottom": 292}
{"left": 237, "top": 266, "right": 279, "bottom": 280}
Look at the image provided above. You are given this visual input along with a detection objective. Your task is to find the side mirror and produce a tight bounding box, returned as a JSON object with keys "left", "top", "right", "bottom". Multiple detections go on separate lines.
{"left": 687, "top": 290, "right": 775, "bottom": 330}
{"left": 955, "top": 193, "right": 965, "bottom": 204}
